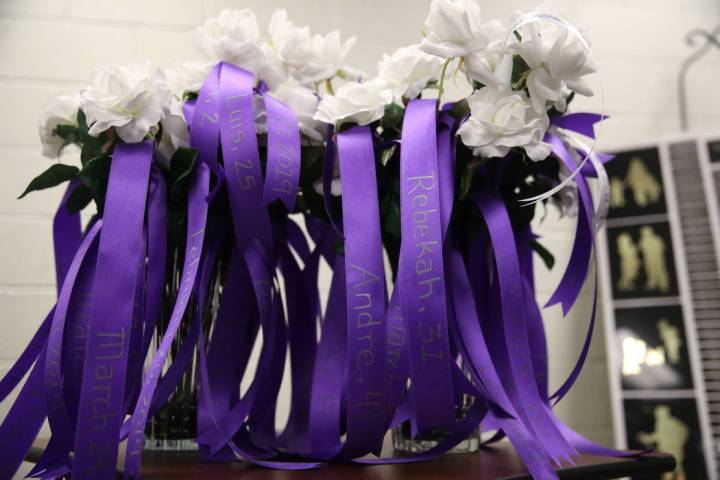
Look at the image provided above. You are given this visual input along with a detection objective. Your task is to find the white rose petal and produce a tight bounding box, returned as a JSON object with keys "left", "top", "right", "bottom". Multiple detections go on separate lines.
{"left": 164, "top": 61, "right": 215, "bottom": 99}
{"left": 420, "top": 0, "right": 489, "bottom": 58}
{"left": 193, "top": 9, "right": 263, "bottom": 68}
{"left": 457, "top": 85, "right": 551, "bottom": 161}
{"left": 267, "top": 9, "right": 312, "bottom": 72}
{"left": 272, "top": 79, "right": 327, "bottom": 143}
{"left": 292, "top": 30, "right": 358, "bottom": 85}
{"left": 193, "top": 9, "right": 287, "bottom": 88}
{"left": 314, "top": 79, "right": 393, "bottom": 127}
{"left": 157, "top": 97, "right": 190, "bottom": 166}
{"left": 463, "top": 19, "right": 513, "bottom": 87}
{"left": 378, "top": 44, "right": 442, "bottom": 101}
{"left": 258, "top": 42, "right": 289, "bottom": 90}
{"left": 80, "top": 62, "right": 172, "bottom": 143}
{"left": 38, "top": 93, "right": 80, "bottom": 158}
{"left": 511, "top": 22, "right": 596, "bottom": 112}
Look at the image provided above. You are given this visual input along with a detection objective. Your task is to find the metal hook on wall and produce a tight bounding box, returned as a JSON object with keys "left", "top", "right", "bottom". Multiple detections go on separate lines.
{"left": 678, "top": 26, "right": 720, "bottom": 131}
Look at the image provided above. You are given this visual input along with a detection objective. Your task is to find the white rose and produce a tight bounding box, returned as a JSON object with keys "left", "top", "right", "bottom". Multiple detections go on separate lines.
{"left": 511, "top": 22, "right": 596, "bottom": 112}
{"left": 157, "top": 97, "right": 190, "bottom": 166}
{"left": 80, "top": 62, "right": 172, "bottom": 143}
{"left": 378, "top": 44, "right": 442, "bottom": 101}
{"left": 463, "top": 19, "right": 513, "bottom": 87}
{"left": 457, "top": 85, "right": 551, "bottom": 161}
{"left": 258, "top": 42, "right": 289, "bottom": 90}
{"left": 314, "top": 79, "right": 393, "bottom": 127}
{"left": 193, "top": 9, "right": 264, "bottom": 70}
{"left": 292, "top": 30, "right": 358, "bottom": 85}
{"left": 272, "top": 79, "right": 326, "bottom": 143}
{"left": 420, "top": 0, "right": 489, "bottom": 58}
{"left": 267, "top": 9, "right": 312, "bottom": 72}
{"left": 164, "top": 61, "right": 215, "bottom": 99}
{"left": 38, "top": 93, "right": 80, "bottom": 158}
{"left": 193, "top": 9, "right": 287, "bottom": 89}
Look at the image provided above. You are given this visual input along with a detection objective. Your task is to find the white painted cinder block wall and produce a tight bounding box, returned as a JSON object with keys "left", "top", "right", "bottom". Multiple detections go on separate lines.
{"left": 2, "top": 0, "right": 720, "bottom": 471}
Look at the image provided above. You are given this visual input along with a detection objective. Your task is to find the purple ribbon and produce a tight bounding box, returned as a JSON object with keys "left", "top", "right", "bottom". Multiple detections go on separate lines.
{"left": 399, "top": 99, "right": 455, "bottom": 434}
{"left": 42, "top": 220, "right": 102, "bottom": 469}
{"left": 309, "top": 254, "right": 346, "bottom": 459}
{"left": 550, "top": 112, "right": 604, "bottom": 139}
{"left": 72, "top": 140, "right": 153, "bottom": 480}
{"left": 261, "top": 93, "right": 301, "bottom": 210}
{"left": 472, "top": 190, "right": 575, "bottom": 465}
{"left": 123, "top": 162, "right": 210, "bottom": 478}
{"left": 337, "top": 126, "right": 388, "bottom": 458}
{"left": 191, "top": 64, "right": 221, "bottom": 171}
{"left": 543, "top": 134, "right": 594, "bottom": 315}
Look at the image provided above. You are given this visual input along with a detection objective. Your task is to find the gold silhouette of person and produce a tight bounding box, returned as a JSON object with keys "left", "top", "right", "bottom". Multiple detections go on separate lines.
{"left": 658, "top": 318, "right": 682, "bottom": 365}
{"left": 637, "top": 405, "right": 689, "bottom": 480}
{"left": 611, "top": 177, "right": 626, "bottom": 208}
{"left": 617, "top": 232, "right": 640, "bottom": 291}
{"left": 639, "top": 226, "right": 670, "bottom": 293}
{"left": 625, "top": 157, "right": 662, "bottom": 207}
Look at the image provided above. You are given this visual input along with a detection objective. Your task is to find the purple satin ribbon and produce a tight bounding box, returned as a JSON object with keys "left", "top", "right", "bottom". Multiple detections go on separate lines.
{"left": 543, "top": 134, "right": 594, "bottom": 315}
{"left": 337, "top": 125, "right": 388, "bottom": 458}
{"left": 0, "top": 183, "right": 87, "bottom": 478}
{"left": 399, "top": 99, "right": 455, "bottom": 435}
{"left": 42, "top": 220, "right": 102, "bottom": 469}
{"left": 0, "top": 179, "right": 82, "bottom": 404}
{"left": 261, "top": 93, "right": 301, "bottom": 210}
{"left": 123, "top": 162, "right": 210, "bottom": 478}
{"left": 309, "top": 254, "right": 346, "bottom": 459}
{"left": 473, "top": 189, "right": 575, "bottom": 466}
{"left": 72, "top": 140, "right": 153, "bottom": 480}
{"left": 550, "top": 112, "right": 604, "bottom": 139}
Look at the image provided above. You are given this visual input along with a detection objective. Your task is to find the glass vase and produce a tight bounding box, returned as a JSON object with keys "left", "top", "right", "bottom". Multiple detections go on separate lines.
{"left": 392, "top": 394, "right": 481, "bottom": 455}
{"left": 143, "top": 228, "right": 226, "bottom": 451}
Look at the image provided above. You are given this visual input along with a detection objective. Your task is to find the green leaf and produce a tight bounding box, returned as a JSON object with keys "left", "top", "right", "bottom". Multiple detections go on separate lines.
{"left": 18, "top": 163, "right": 79, "bottom": 199}
{"left": 445, "top": 98, "right": 470, "bottom": 122}
{"left": 77, "top": 110, "right": 109, "bottom": 165}
{"left": 78, "top": 154, "right": 111, "bottom": 212}
{"left": 380, "top": 104, "right": 405, "bottom": 132}
{"left": 380, "top": 179, "right": 401, "bottom": 238}
{"left": 55, "top": 124, "right": 78, "bottom": 141}
{"left": 530, "top": 239, "right": 555, "bottom": 270}
{"left": 299, "top": 145, "right": 325, "bottom": 189}
{"left": 66, "top": 183, "right": 93, "bottom": 213}
{"left": 168, "top": 147, "right": 198, "bottom": 204}
{"left": 334, "top": 239, "right": 345, "bottom": 257}
{"left": 511, "top": 55, "right": 530, "bottom": 88}
{"left": 380, "top": 144, "right": 397, "bottom": 166}
{"left": 459, "top": 168, "right": 474, "bottom": 200}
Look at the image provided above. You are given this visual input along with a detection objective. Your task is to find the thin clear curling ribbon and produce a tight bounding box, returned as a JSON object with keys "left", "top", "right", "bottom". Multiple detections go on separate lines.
{"left": 555, "top": 130, "right": 611, "bottom": 232}
{"left": 500, "top": 11, "right": 607, "bottom": 206}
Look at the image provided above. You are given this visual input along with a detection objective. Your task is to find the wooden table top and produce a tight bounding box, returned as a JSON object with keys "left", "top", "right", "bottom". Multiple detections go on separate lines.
{"left": 27, "top": 442, "right": 675, "bottom": 479}
{"left": 138, "top": 445, "right": 676, "bottom": 479}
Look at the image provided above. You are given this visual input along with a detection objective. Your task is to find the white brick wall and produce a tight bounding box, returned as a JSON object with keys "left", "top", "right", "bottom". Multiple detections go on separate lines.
{"left": 1, "top": 1, "right": 719, "bottom": 475}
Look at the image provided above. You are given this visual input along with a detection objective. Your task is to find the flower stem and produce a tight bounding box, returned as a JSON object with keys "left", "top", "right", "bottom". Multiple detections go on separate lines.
{"left": 437, "top": 58, "right": 452, "bottom": 110}
{"left": 325, "top": 78, "right": 335, "bottom": 95}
